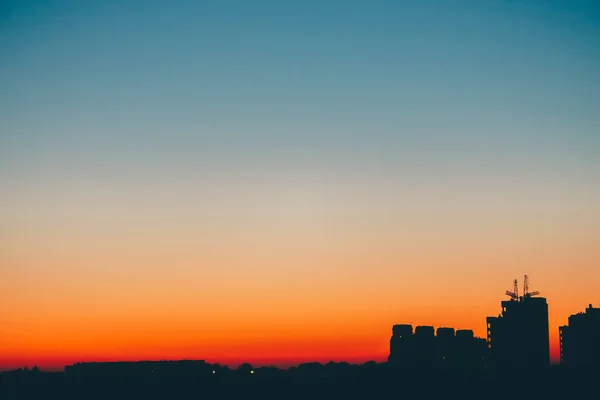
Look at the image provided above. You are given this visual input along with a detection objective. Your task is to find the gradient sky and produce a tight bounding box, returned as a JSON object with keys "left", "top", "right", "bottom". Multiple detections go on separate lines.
{"left": 1, "top": 0, "right": 599, "bottom": 370}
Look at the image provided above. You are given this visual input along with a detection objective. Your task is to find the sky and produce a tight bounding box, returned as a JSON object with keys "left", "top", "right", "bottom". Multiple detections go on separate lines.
{"left": 1, "top": 0, "right": 599, "bottom": 370}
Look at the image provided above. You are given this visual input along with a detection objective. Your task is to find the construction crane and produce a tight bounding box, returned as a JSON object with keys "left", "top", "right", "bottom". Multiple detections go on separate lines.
{"left": 523, "top": 275, "right": 539, "bottom": 298}
{"left": 505, "top": 279, "right": 519, "bottom": 301}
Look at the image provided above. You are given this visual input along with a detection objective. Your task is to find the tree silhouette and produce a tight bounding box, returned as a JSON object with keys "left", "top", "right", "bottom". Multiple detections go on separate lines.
{"left": 237, "top": 363, "right": 253, "bottom": 374}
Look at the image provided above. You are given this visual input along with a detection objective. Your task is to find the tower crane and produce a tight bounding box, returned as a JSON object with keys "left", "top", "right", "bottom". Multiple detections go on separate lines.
{"left": 523, "top": 275, "right": 540, "bottom": 298}
{"left": 505, "top": 279, "right": 519, "bottom": 301}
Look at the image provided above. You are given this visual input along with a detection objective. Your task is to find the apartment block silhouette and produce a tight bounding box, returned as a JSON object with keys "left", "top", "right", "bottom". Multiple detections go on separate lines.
{"left": 559, "top": 304, "right": 600, "bottom": 368}
{"left": 389, "top": 324, "right": 486, "bottom": 369}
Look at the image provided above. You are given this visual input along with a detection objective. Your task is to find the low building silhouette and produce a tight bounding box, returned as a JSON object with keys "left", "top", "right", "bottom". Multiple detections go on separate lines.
{"left": 559, "top": 304, "right": 600, "bottom": 368}
{"left": 389, "top": 324, "right": 486, "bottom": 369}
{"left": 486, "top": 276, "right": 550, "bottom": 369}
{"left": 65, "top": 360, "right": 211, "bottom": 376}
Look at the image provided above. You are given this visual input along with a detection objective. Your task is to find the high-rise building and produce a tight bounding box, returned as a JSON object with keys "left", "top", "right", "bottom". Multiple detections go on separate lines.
{"left": 486, "top": 276, "right": 550, "bottom": 369}
{"left": 455, "top": 329, "right": 488, "bottom": 369}
{"left": 559, "top": 304, "right": 600, "bottom": 368}
{"left": 413, "top": 325, "right": 436, "bottom": 367}
{"left": 389, "top": 324, "right": 415, "bottom": 367}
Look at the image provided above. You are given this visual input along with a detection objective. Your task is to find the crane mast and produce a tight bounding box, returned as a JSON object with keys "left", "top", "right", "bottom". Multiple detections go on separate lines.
{"left": 506, "top": 275, "right": 540, "bottom": 301}
{"left": 523, "top": 275, "right": 539, "bottom": 298}
{"left": 505, "top": 279, "right": 519, "bottom": 301}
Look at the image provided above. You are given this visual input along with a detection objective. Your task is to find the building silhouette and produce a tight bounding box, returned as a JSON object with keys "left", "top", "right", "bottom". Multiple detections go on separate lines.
{"left": 486, "top": 276, "right": 550, "bottom": 369}
{"left": 65, "top": 360, "right": 211, "bottom": 376}
{"left": 389, "top": 324, "right": 486, "bottom": 369}
{"left": 559, "top": 304, "right": 600, "bottom": 368}
{"left": 389, "top": 324, "right": 415, "bottom": 367}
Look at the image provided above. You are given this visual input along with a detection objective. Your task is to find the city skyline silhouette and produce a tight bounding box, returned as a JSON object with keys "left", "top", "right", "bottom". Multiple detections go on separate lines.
{"left": 2, "top": 295, "right": 599, "bottom": 399}
{"left": 1, "top": 275, "right": 598, "bottom": 372}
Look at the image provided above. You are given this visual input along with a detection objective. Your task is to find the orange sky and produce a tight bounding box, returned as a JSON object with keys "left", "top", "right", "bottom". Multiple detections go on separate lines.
{"left": 1, "top": 184, "right": 597, "bottom": 370}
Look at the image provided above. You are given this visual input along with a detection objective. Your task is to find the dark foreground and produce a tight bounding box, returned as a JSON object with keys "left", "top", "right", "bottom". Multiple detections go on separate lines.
{"left": 1, "top": 365, "right": 597, "bottom": 400}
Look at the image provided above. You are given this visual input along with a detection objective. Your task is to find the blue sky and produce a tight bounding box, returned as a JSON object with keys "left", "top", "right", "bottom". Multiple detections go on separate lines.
{"left": 1, "top": 0, "right": 599, "bottom": 207}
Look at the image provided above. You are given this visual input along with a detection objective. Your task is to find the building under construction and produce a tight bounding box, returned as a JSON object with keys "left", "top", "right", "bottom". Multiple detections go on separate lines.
{"left": 486, "top": 275, "right": 550, "bottom": 369}
{"left": 388, "top": 324, "right": 487, "bottom": 369}
{"left": 559, "top": 304, "right": 600, "bottom": 368}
